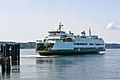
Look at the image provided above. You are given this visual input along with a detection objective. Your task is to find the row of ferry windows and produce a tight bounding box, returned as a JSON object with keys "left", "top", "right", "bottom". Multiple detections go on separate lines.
{"left": 74, "top": 47, "right": 104, "bottom": 50}
{"left": 74, "top": 43, "right": 104, "bottom": 45}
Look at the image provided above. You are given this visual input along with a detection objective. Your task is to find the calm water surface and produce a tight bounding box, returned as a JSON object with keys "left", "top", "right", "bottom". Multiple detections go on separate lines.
{"left": 1, "top": 49, "right": 120, "bottom": 80}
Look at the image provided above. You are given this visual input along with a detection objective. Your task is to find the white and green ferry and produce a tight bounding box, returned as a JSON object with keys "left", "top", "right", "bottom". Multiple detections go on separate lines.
{"left": 36, "top": 23, "right": 105, "bottom": 55}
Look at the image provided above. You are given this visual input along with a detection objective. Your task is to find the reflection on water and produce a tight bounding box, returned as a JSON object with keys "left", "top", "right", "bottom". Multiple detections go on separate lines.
{"left": 1, "top": 49, "right": 120, "bottom": 80}
{"left": 36, "top": 58, "right": 53, "bottom": 64}
{"left": 0, "top": 65, "right": 20, "bottom": 79}
{"left": 35, "top": 54, "right": 105, "bottom": 80}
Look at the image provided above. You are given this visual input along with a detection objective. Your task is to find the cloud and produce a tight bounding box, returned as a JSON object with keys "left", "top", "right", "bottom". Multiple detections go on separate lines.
{"left": 106, "top": 22, "right": 120, "bottom": 30}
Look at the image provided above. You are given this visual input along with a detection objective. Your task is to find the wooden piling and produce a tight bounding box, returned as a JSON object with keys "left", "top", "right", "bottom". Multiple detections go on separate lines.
{"left": 0, "top": 45, "right": 3, "bottom": 53}
{"left": 5, "top": 44, "right": 11, "bottom": 75}
{"left": 11, "top": 45, "right": 15, "bottom": 65}
{"left": 1, "top": 58, "right": 5, "bottom": 76}
{"left": 6, "top": 57, "right": 11, "bottom": 76}
{"left": 0, "top": 43, "right": 20, "bottom": 77}
{"left": 5, "top": 44, "right": 10, "bottom": 57}
{"left": 17, "top": 44, "right": 20, "bottom": 65}
{"left": 11, "top": 44, "right": 20, "bottom": 65}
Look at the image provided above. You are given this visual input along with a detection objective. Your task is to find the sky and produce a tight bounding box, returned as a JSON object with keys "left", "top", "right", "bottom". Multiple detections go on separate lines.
{"left": 0, "top": 0, "right": 120, "bottom": 43}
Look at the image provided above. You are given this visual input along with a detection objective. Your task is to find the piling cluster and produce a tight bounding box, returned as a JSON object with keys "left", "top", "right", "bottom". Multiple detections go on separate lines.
{"left": 0, "top": 44, "right": 20, "bottom": 76}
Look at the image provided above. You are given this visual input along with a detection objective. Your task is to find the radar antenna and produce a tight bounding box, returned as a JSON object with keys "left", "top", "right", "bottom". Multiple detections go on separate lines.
{"left": 58, "top": 22, "right": 63, "bottom": 31}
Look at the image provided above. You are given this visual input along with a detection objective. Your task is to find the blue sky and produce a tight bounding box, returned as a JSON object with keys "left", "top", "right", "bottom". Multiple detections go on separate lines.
{"left": 0, "top": 0, "right": 120, "bottom": 43}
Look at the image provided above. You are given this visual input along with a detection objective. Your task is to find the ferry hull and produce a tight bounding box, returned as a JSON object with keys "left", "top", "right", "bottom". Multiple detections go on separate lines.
{"left": 36, "top": 50, "right": 102, "bottom": 56}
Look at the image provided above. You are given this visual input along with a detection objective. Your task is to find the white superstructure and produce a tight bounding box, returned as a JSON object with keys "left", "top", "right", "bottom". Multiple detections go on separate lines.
{"left": 36, "top": 23, "right": 105, "bottom": 55}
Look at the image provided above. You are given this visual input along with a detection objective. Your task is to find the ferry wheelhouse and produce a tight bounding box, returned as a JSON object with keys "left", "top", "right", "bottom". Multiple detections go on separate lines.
{"left": 36, "top": 23, "right": 105, "bottom": 55}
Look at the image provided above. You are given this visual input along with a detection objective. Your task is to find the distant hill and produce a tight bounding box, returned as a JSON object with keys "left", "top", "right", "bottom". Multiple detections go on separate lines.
{"left": 19, "top": 43, "right": 120, "bottom": 49}
{"left": 0, "top": 41, "right": 120, "bottom": 49}
{"left": 105, "top": 43, "right": 120, "bottom": 49}
{"left": 0, "top": 41, "right": 36, "bottom": 49}
{"left": 20, "top": 42, "right": 36, "bottom": 49}
{"left": 19, "top": 42, "right": 120, "bottom": 49}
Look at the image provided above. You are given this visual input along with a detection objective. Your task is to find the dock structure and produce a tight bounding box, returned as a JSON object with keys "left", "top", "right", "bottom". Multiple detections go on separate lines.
{"left": 0, "top": 43, "right": 20, "bottom": 76}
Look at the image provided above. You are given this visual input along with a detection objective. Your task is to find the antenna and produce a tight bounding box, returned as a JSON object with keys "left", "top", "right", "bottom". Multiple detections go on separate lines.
{"left": 58, "top": 22, "right": 63, "bottom": 31}
{"left": 89, "top": 27, "right": 91, "bottom": 36}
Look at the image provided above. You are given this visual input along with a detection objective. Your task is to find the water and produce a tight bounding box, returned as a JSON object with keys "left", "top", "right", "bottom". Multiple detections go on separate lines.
{"left": 1, "top": 49, "right": 120, "bottom": 80}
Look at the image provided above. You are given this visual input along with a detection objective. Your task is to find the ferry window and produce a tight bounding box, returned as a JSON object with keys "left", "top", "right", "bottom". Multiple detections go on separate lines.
{"left": 98, "top": 47, "right": 104, "bottom": 49}
{"left": 77, "top": 43, "right": 79, "bottom": 45}
{"left": 79, "top": 43, "right": 81, "bottom": 45}
{"left": 82, "top": 43, "right": 87, "bottom": 45}
{"left": 84, "top": 43, "right": 87, "bottom": 45}
{"left": 74, "top": 43, "right": 77, "bottom": 45}
{"left": 74, "top": 48, "right": 77, "bottom": 50}
{"left": 95, "top": 44, "right": 104, "bottom": 45}
{"left": 74, "top": 48, "right": 80, "bottom": 50}
{"left": 89, "top": 43, "right": 94, "bottom": 45}
{"left": 74, "top": 43, "right": 87, "bottom": 45}
{"left": 96, "top": 44, "right": 100, "bottom": 45}
{"left": 79, "top": 43, "right": 83, "bottom": 45}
